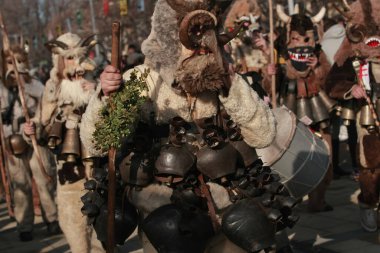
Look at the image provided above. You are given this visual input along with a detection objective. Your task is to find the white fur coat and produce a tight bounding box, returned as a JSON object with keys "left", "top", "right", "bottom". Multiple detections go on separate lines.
{"left": 80, "top": 65, "right": 276, "bottom": 157}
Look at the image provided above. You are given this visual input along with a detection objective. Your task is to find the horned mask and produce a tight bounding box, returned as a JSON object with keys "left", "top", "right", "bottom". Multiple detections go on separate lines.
{"left": 224, "top": 0, "right": 261, "bottom": 32}
{"left": 334, "top": 0, "right": 380, "bottom": 65}
{"left": 164, "top": 0, "right": 243, "bottom": 96}
{"left": 141, "top": 0, "right": 241, "bottom": 96}
{"left": 1, "top": 35, "right": 31, "bottom": 88}
{"left": 45, "top": 33, "right": 97, "bottom": 83}
{"left": 276, "top": 4, "right": 326, "bottom": 71}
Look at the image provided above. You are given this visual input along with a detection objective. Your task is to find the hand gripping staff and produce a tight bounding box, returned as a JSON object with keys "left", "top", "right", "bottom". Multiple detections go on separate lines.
{"left": 0, "top": 13, "right": 52, "bottom": 182}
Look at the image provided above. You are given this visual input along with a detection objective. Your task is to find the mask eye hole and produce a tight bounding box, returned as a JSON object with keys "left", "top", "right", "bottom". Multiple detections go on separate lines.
{"left": 304, "top": 37, "right": 310, "bottom": 43}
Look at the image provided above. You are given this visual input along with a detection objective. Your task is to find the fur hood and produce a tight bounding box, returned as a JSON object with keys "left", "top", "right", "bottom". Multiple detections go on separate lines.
{"left": 141, "top": 0, "right": 182, "bottom": 86}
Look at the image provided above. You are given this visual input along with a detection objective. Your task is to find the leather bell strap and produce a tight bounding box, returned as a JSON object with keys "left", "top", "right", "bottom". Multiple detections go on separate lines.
{"left": 198, "top": 174, "right": 220, "bottom": 231}
{"left": 359, "top": 62, "right": 371, "bottom": 92}
{"left": 296, "top": 77, "right": 319, "bottom": 98}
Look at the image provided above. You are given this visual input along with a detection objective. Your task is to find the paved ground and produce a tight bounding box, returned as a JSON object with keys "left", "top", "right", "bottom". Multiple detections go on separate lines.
{"left": 0, "top": 141, "right": 379, "bottom": 253}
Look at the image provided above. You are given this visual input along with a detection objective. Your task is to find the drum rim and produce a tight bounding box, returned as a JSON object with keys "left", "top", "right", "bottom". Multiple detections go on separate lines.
{"left": 257, "top": 106, "right": 297, "bottom": 166}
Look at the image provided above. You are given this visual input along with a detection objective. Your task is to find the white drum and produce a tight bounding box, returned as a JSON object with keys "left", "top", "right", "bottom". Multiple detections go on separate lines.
{"left": 256, "top": 106, "right": 330, "bottom": 199}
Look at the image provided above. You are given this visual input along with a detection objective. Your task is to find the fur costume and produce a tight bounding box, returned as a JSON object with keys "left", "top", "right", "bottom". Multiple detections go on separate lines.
{"left": 325, "top": 0, "right": 380, "bottom": 208}
{"left": 0, "top": 36, "right": 58, "bottom": 235}
{"left": 80, "top": 1, "right": 298, "bottom": 252}
{"left": 29, "top": 33, "right": 104, "bottom": 253}
{"left": 224, "top": 0, "right": 268, "bottom": 75}
{"left": 274, "top": 4, "right": 335, "bottom": 213}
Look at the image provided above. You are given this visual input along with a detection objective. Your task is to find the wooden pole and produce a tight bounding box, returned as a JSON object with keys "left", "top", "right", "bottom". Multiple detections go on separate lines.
{"left": 269, "top": 0, "right": 277, "bottom": 108}
{"left": 106, "top": 21, "right": 121, "bottom": 253}
{"left": 0, "top": 101, "right": 14, "bottom": 218}
{"left": 0, "top": 13, "right": 51, "bottom": 182}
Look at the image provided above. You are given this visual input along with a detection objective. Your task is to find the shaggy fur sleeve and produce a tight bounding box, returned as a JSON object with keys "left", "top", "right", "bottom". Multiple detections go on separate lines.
{"left": 80, "top": 67, "right": 150, "bottom": 157}
{"left": 79, "top": 84, "right": 108, "bottom": 157}
{"left": 23, "top": 79, "right": 58, "bottom": 144}
{"left": 219, "top": 74, "right": 276, "bottom": 148}
{"left": 324, "top": 59, "right": 356, "bottom": 99}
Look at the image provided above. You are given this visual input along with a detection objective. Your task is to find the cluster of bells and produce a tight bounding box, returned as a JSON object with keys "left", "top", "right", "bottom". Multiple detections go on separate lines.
{"left": 80, "top": 167, "right": 138, "bottom": 248}
{"left": 4, "top": 113, "right": 90, "bottom": 159}
{"left": 283, "top": 90, "right": 336, "bottom": 129}
{"left": 337, "top": 99, "right": 380, "bottom": 133}
{"left": 283, "top": 89, "right": 380, "bottom": 132}
{"left": 80, "top": 115, "right": 300, "bottom": 252}
{"left": 47, "top": 120, "right": 92, "bottom": 163}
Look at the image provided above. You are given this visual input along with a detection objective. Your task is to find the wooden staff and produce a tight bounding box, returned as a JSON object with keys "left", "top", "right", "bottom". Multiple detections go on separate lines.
{"left": 0, "top": 100, "right": 14, "bottom": 218}
{"left": 0, "top": 13, "right": 51, "bottom": 182}
{"left": 106, "top": 21, "right": 121, "bottom": 253}
{"left": 352, "top": 51, "right": 380, "bottom": 132}
{"left": 268, "top": 0, "right": 277, "bottom": 108}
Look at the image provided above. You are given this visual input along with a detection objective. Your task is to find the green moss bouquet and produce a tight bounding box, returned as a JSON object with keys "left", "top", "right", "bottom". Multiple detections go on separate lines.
{"left": 93, "top": 69, "right": 149, "bottom": 151}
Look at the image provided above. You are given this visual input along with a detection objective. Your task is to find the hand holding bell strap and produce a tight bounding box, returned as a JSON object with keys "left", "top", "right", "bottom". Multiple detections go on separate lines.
{"left": 0, "top": 13, "right": 52, "bottom": 182}
{"left": 352, "top": 51, "right": 380, "bottom": 133}
{"left": 198, "top": 174, "right": 220, "bottom": 231}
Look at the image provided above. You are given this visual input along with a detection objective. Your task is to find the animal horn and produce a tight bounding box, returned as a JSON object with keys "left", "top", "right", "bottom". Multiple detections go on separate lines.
{"left": 341, "top": 0, "right": 351, "bottom": 11}
{"left": 332, "top": 3, "right": 351, "bottom": 21}
{"left": 276, "top": 5, "right": 290, "bottom": 24}
{"left": 346, "top": 23, "right": 365, "bottom": 43}
{"left": 78, "top": 34, "right": 97, "bottom": 48}
{"left": 45, "top": 40, "right": 69, "bottom": 50}
{"left": 166, "top": 0, "right": 206, "bottom": 14}
{"left": 19, "top": 34, "right": 24, "bottom": 48}
{"left": 293, "top": 4, "right": 299, "bottom": 14}
{"left": 311, "top": 7, "right": 326, "bottom": 23}
{"left": 44, "top": 39, "right": 69, "bottom": 54}
{"left": 0, "top": 13, "right": 10, "bottom": 51}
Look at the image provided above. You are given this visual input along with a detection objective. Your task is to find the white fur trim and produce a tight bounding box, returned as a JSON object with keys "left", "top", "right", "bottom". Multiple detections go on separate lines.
{"left": 128, "top": 183, "right": 173, "bottom": 215}
{"left": 207, "top": 182, "right": 233, "bottom": 212}
{"left": 219, "top": 74, "right": 276, "bottom": 148}
{"left": 58, "top": 79, "right": 94, "bottom": 109}
{"left": 57, "top": 180, "right": 92, "bottom": 253}
{"left": 80, "top": 84, "right": 108, "bottom": 157}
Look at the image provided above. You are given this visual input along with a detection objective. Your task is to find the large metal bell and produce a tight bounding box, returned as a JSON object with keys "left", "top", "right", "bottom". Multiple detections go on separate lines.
{"left": 335, "top": 105, "right": 343, "bottom": 116}
{"left": 341, "top": 100, "right": 356, "bottom": 126}
{"left": 376, "top": 98, "right": 380, "bottom": 119}
{"left": 48, "top": 121, "right": 63, "bottom": 149}
{"left": 7, "top": 134, "right": 28, "bottom": 155}
{"left": 310, "top": 95, "right": 330, "bottom": 128}
{"left": 283, "top": 93, "right": 297, "bottom": 113}
{"left": 61, "top": 128, "right": 81, "bottom": 163}
{"left": 296, "top": 98, "right": 313, "bottom": 123}
{"left": 318, "top": 90, "right": 337, "bottom": 112}
{"left": 360, "top": 105, "right": 375, "bottom": 132}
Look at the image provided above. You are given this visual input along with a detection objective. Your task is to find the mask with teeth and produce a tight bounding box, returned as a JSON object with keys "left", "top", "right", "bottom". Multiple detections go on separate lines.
{"left": 335, "top": 0, "right": 380, "bottom": 65}
{"left": 288, "top": 46, "right": 314, "bottom": 71}
{"left": 276, "top": 4, "right": 325, "bottom": 72}
{"left": 286, "top": 17, "right": 316, "bottom": 72}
